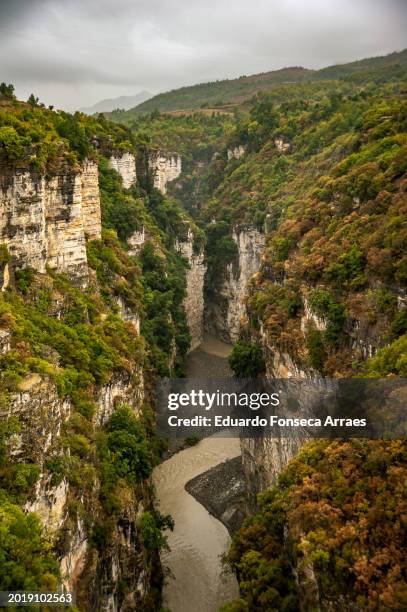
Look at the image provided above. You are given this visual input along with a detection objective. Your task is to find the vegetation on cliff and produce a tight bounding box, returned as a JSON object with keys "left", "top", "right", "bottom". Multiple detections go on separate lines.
{"left": 223, "top": 439, "right": 407, "bottom": 611}
{"left": 196, "top": 63, "right": 407, "bottom": 376}
{"left": 1, "top": 45, "right": 406, "bottom": 608}
{"left": 0, "top": 92, "right": 134, "bottom": 169}
{"left": 0, "top": 94, "right": 191, "bottom": 604}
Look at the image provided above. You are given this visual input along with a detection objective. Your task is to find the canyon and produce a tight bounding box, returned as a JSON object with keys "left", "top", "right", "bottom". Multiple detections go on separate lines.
{"left": 1, "top": 62, "right": 405, "bottom": 610}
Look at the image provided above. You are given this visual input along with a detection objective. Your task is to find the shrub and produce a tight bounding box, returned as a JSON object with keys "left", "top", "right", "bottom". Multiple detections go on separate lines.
{"left": 105, "top": 404, "right": 153, "bottom": 484}
{"left": 229, "top": 341, "right": 265, "bottom": 378}
{"left": 0, "top": 495, "right": 59, "bottom": 590}
{"left": 306, "top": 328, "right": 325, "bottom": 371}
{"left": 138, "top": 511, "right": 174, "bottom": 552}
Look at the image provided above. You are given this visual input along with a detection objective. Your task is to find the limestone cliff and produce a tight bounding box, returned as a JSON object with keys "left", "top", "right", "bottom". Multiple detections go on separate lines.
{"left": 0, "top": 157, "right": 162, "bottom": 610}
{"left": 0, "top": 160, "right": 101, "bottom": 285}
{"left": 176, "top": 228, "right": 206, "bottom": 351}
{"left": 206, "top": 227, "right": 265, "bottom": 343}
{"left": 2, "top": 361, "right": 152, "bottom": 610}
{"left": 108, "top": 152, "right": 137, "bottom": 189}
{"left": 227, "top": 145, "right": 245, "bottom": 160}
{"left": 127, "top": 227, "right": 146, "bottom": 256}
{"left": 148, "top": 150, "right": 181, "bottom": 194}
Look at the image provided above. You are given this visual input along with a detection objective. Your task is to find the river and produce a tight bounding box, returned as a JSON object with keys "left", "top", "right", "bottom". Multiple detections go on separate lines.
{"left": 152, "top": 336, "right": 240, "bottom": 612}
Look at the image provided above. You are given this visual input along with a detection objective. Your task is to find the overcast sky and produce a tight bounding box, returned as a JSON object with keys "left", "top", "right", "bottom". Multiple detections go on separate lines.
{"left": 1, "top": 0, "right": 406, "bottom": 110}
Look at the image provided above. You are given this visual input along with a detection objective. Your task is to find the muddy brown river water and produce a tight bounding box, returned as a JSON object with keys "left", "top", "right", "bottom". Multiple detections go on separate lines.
{"left": 152, "top": 336, "right": 240, "bottom": 612}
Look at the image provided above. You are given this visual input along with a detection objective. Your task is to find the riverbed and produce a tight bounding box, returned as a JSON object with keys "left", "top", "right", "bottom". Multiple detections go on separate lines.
{"left": 152, "top": 336, "right": 240, "bottom": 612}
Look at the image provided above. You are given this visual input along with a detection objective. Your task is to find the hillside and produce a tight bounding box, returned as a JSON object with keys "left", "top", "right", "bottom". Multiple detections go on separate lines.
{"left": 131, "top": 67, "right": 312, "bottom": 113}
{"left": 0, "top": 88, "right": 199, "bottom": 608}
{"left": 127, "top": 49, "right": 407, "bottom": 114}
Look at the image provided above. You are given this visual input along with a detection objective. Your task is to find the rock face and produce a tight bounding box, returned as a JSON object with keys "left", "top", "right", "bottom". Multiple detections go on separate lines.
{"left": 176, "top": 228, "right": 206, "bottom": 351}
{"left": 207, "top": 227, "right": 265, "bottom": 343}
{"left": 81, "top": 160, "right": 102, "bottom": 240}
{"left": 274, "top": 137, "right": 290, "bottom": 152}
{"left": 96, "top": 370, "right": 143, "bottom": 426}
{"left": 127, "top": 227, "right": 146, "bottom": 256}
{"left": 0, "top": 160, "right": 101, "bottom": 284}
{"left": 227, "top": 145, "right": 245, "bottom": 160}
{"left": 148, "top": 150, "right": 182, "bottom": 194}
{"left": 3, "top": 376, "right": 72, "bottom": 537}
{"left": 3, "top": 365, "right": 150, "bottom": 608}
{"left": 108, "top": 152, "right": 137, "bottom": 189}
{"left": 241, "top": 435, "right": 304, "bottom": 510}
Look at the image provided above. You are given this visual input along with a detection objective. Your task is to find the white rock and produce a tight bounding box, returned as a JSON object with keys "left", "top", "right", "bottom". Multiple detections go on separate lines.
{"left": 108, "top": 152, "right": 137, "bottom": 189}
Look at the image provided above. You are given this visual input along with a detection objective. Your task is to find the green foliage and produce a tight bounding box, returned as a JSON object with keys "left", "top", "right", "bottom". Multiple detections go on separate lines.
{"left": 324, "top": 302, "right": 347, "bottom": 346}
{"left": 0, "top": 494, "right": 59, "bottom": 590}
{"left": 0, "top": 83, "right": 15, "bottom": 99}
{"left": 0, "top": 262, "right": 144, "bottom": 399}
{"left": 139, "top": 241, "right": 190, "bottom": 376}
{"left": 308, "top": 289, "right": 332, "bottom": 317}
{"left": 205, "top": 221, "right": 238, "bottom": 292}
{"left": 0, "top": 244, "right": 10, "bottom": 267}
{"left": 229, "top": 341, "right": 265, "bottom": 378}
{"left": 138, "top": 510, "right": 174, "bottom": 552}
{"left": 118, "top": 51, "right": 407, "bottom": 114}
{"left": 14, "top": 268, "right": 35, "bottom": 294}
{"left": 105, "top": 404, "right": 152, "bottom": 484}
{"left": 99, "top": 156, "right": 146, "bottom": 240}
{"left": 192, "top": 63, "right": 406, "bottom": 377}
{"left": 306, "top": 328, "right": 325, "bottom": 371}
{"left": 391, "top": 309, "right": 407, "bottom": 339}
{"left": 0, "top": 95, "right": 135, "bottom": 169}
{"left": 184, "top": 436, "right": 200, "bottom": 447}
{"left": 365, "top": 334, "right": 407, "bottom": 376}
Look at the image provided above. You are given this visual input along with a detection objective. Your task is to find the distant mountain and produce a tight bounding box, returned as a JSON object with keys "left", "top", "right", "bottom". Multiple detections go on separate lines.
{"left": 132, "top": 49, "right": 407, "bottom": 113}
{"left": 79, "top": 90, "right": 153, "bottom": 114}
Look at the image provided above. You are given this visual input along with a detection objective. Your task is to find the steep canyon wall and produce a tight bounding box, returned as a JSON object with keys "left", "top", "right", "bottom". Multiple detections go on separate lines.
{"left": 176, "top": 228, "right": 206, "bottom": 351}
{"left": 0, "top": 160, "right": 101, "bottom": 285}
{"left": 206, "top": 227, "right": 265, "bottom": 343}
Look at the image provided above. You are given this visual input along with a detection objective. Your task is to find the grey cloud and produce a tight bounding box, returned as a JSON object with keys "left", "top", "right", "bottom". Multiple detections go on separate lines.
{"left": 0, "top": 0, "right": 406, "bottom": 110}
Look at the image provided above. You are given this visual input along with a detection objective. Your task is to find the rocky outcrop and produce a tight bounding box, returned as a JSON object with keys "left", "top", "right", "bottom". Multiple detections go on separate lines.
{"left": 241, "top": 435, "right": 304, "bottom": 510}
{"left": 148, "top": 150, "right": 182, "bottom": 194}
{"left": 96, "top": 371, "right": 143, "bottom": 426}
{"left": 185, "top": 456, "right": 246, "bottom": 533}
{"left": 116, "top": 296, "right": 141, "bottom": 333}
{"left": 0, "top": 160, "right": 101, "bottom": 285}
{"left": 227, "top": 145, "right": 245, "bottom": 160}
{"left": 3, "top": 365, "right": 151, "bottom": 608}
{"left": 176, "top": 228, "right": 206, "bottom": 351}
{"left": 274, "top": 137, "right": 290, "bottom": 152}
{"left": 81, "top": 160, "right": 102, "bottom": 240}
{"left": 108, "top": 152, "right": 137, "bottom": 189}
{"left": 207, "top": 227, "right": 265, "bottom": 343}
{"left": 3, "top": 375, "right": 72, "bottom": 537}
{"left": 127, "top": 226, "right": 146, "bottom": 256}
{"left": 300, "top": 293, "right": 327, "bottom": 333}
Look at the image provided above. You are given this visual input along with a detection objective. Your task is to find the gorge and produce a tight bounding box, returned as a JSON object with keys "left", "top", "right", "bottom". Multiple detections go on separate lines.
{"left": 0, "top": 47, "right": 406, "bottom": 611}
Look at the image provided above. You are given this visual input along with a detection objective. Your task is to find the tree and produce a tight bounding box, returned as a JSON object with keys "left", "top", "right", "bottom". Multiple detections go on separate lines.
{"left": 0, "top": 83, "right": 15, "bottom": 99}
{"left": 27, "top": 94, "right": 39, "bottom": 106}
{"left": 229, "top": 341, "right": 265, "bottom": 378}
{"left": 0, "top": 497, "right": 59, "bottom": 590}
